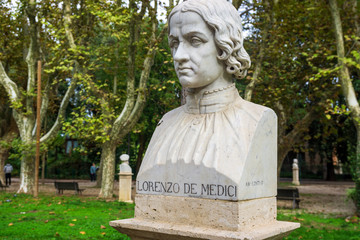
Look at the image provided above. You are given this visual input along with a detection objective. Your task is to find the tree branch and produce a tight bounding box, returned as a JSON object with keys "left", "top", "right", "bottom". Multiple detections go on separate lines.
{"left": 244, "top": 0, "right": 271, "bottom": 101}
{"left": 40, "top": 0, "right": 80, "bottom": 143}
{"left": 112, "top": 1, "right": 167, "bottom": 142}
{"left": 40, "top": 76, "right": 77, "bottom": 143}
{"left": 0, "top": 61, "right": 21, "bottom": 104}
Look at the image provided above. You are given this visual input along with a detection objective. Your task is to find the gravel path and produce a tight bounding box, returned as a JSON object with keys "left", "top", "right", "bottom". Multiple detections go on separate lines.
{"left": 3, "top": 178, "right": 357, "bottom": 216}
{"left": 278, "top": 180, "right": 356, "bottom": 216}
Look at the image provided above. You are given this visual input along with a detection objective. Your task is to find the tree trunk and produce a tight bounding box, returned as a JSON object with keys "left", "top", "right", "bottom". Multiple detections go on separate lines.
{"left": 18, "top": 154, "right": 35, "bottom": 193}
{"left": 244, "top": 0, "right": 272, "bottom": 102}
{"left": 135, "top": 133, "right": 146, "bottom": 176}
{"left": 98, "top": 1, "right": 165, "bottom": 198}
{"left": 98, "top": 142, "right": 117, "bottom": 199}
{"left": 329, "top": 0, "right": 360, "bottom": 214}
{"left": 0, "top": 149, "right": 9, "bottom": 185}
{"left": 96, "top": 157, "right": 104, "bottom": 187}
{"left": 277, "top": 109, "right": 318, "bottom": 177}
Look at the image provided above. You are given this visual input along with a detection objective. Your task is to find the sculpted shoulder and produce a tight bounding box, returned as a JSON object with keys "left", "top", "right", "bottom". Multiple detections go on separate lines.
{"left": 155, "top": 105, "right": 186, "bottom": 128}
{"left": 236, "top": 97, "right": 277, "bottom": 123}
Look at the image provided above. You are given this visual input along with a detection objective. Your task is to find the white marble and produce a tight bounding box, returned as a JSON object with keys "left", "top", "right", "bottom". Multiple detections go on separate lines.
{"left": 118, "top": 154, "right": 133, "bottom": 203}
{"left": 136, "top": 0, "right": 277, "bottom": 201}
{"left": 110, "top": 218, "right": 300, "bottom": 240}
{"left": 134, "top": 195, "right": 277, "bottom": 231}
{"left": 111, "top": 0, "right": 298, "bottom": 239}
{"left": 136, "top": 92, "right": 277, "bottom": 200}
{"left": 292, "top": 159, "right": 300, "bottom": 186}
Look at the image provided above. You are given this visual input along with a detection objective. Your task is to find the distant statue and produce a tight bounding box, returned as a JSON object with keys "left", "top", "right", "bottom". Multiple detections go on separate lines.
{"left": 137, "top": 0, "right": 277, "bottom": 201}
{"left": 292, "top": 159, "right": 300, "bottom": 186}
{"left": 118, "top": 154, "right": 133, "bottom": 203}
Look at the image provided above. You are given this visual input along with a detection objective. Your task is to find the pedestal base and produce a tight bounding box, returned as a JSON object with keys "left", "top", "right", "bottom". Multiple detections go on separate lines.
{"left": 134, "top": 195, "right": 278, "bottom": 231}
{"left": 110, "top": 195, "right": 300, "bottom": 239}
{"left": 110, "top": 218, "right": 300, "bottom": 240}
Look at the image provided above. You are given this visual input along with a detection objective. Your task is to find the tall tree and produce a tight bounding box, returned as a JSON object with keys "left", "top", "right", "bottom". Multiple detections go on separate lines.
{"left": 0, "top": 0, "right": 79, "bottom": 193}
{"left": 240, "top": 0, "right": 340, "bottom": 176}
{"left": 60, "top": 0, "right": 168, "bottom": 198}
{"left": 328, "top": 0, "right": 360, "bottom": 214}
{"left": 98, "top": 0, "right": 167, "bottom": 198}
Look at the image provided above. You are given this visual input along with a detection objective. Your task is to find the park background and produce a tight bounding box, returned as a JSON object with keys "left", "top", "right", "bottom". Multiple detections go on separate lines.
{"left": 0, "top": 0, "right": 360, "bottom": 239}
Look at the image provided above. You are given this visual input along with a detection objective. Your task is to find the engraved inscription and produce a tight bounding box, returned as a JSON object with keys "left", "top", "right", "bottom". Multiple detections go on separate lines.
{"left": 137, "top": 181, "right": 237, "bottom": 198}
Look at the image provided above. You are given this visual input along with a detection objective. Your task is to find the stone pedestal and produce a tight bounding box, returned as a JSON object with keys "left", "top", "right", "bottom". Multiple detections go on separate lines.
{"left": 119, "top": 173, "right": 133, "bottom": 203}
{"left": 292, "top": 159, "right": 300, "bottom": 186}
{"left": 110, "top": 195, "right": 300, "bottom": 240}
{"left": 118, "top": 154, "right": 133, "bottom": 203}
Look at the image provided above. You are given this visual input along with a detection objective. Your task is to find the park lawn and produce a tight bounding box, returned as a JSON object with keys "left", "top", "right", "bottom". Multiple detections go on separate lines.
{"left": 0, "top": 192, "right": 133, "bottom": 239}
{"left": 278, "top": 210, "right": 360, "bottom": 240}
{"left": 0, "top": 192, "right": 359, "bottom": 239}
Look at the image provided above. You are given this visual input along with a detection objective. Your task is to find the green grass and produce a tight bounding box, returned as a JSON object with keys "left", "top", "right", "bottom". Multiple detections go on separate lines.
{"left": 1, "top": 192, "right": 359, "bottom": 239}
{"left": 278, "top": 210, "right": 360, "bottom": 240}
{"left": 0, "top": 192, "right": 133, "bottom": 239}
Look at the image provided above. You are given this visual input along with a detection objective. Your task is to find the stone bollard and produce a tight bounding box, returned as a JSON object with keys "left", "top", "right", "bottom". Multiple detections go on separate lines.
{"left": 118, "top": 154, "right": 133, "bottom": 203}
{"left": 292, "top": 159, "right": 300, "bottom": 186}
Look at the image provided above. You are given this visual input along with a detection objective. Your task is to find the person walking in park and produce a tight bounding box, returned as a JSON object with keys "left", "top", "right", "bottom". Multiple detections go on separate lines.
{"left": 90, "top": 163, "right": 97, "bottom": 182}
{"left": 4, "top": 163, "right": 13, "bottom": 186}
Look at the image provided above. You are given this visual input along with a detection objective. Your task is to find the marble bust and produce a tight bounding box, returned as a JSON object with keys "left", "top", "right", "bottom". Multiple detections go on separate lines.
{"left": 136, "top": 0, "right": 277, "bottom": 201}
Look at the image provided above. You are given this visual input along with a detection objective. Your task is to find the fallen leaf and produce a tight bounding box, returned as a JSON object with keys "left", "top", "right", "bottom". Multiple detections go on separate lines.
{"left": 72, "top": 219, "right": 77, "bottom": 221}
{"left": 44, "top": 220, "right": 49, "bottom": 223}
{"left": 80, "top": 231, "right": 86, "bottom": 235}
{"left": 292, "top": 216, "right": 304, "bottom": 221}
{"left": 69, "top": 223, "right": 75, "bottom": 227}
{"left": 8, "top": 223, "right": 13, "bottom": 226}
{"left": 49, "top": 212, "right": 55, "bottom": 215}
{"left": 55, "top": 232, "right": 60, "bottom": 236}
{"left": 85, "top": 216, "right": 88, "bottom": 219}
{"left": 47, "top": 203, "right": 52, "bottom": 207}
{"left": 58, "top": 201, "right": 61, "bottom": 204}
{"left": 101, "top": 232, "right": 106, "bottom": 235}
{"left": 101, "top": 225, "right": 106, "bottom": 229}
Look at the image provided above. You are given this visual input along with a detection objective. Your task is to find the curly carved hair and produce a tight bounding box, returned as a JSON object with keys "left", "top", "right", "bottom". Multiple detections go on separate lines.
{"left": 168, "top": 0, "right": 251, "bottom": 79}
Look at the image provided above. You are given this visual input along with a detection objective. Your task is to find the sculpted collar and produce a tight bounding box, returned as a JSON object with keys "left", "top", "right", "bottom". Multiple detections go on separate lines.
{"left": 184, "top": 83, "right": 239, "bottom": 114}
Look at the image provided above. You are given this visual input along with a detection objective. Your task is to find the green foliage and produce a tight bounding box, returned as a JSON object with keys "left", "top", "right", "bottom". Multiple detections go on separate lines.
{"left": 278, "top": 210, "right": 360, "bottom": 240}
{"left": 0, "top": 193, "right": 132, "bottom": 239}
{"left": 347, "top": 187, "right": 356, "bottom": 203}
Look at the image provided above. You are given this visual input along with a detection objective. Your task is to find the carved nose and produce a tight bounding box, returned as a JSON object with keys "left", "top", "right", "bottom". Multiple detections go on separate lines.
{"left": 173, "top": 43, "right": 189, "bottom": 63}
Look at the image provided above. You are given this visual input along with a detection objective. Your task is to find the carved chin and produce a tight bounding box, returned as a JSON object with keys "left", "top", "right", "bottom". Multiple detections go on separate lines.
{"left": 179, "top": 77, "right": 193, "bottom": 88}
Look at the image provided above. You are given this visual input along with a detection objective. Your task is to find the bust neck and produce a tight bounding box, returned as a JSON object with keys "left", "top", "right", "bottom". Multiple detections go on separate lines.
{"left": 184, "top": 83, "right": 239, "bottom": 114}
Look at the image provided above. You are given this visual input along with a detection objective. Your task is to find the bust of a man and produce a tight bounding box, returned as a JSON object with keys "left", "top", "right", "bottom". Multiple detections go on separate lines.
{"left": 137, "top": 0, "right": 277, "bottom": 201}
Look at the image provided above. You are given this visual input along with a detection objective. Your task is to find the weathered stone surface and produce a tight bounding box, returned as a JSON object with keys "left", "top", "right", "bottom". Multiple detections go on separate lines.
{"left": 110, "top": 218, "right": 300, "bottom": 240}
{"left": 110, "top": 0, "right": 299, "bottom": 239}
{"left": 136, "top": 93, "right": 277, "bottom": 201}
{"left": 136, "top": 0, "right": 276, "bottom": 202}
{"left": 134, "top": 195, "right": 277, "bottom": 231}
{"left": 118, "top": 154, "right": 133, "bottom": 203}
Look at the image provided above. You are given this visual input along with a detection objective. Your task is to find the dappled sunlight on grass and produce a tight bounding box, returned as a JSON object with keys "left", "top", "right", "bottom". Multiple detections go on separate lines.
{"left": 278, "top": 209, "right": 360, "bottom": 240}
{"left": 0, "top": 193, "right": 133, "bottom": 239}
{"left": 1, "top": 192, "right": 359, "bottom": 239}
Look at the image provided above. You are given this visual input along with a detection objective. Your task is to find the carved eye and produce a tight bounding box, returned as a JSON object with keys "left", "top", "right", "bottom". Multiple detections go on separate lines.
{"left": 170, "top": 40, "right": 179, "bottom": 49}
{"left": 190, "top": 37, "right": 202, "bottom": 46}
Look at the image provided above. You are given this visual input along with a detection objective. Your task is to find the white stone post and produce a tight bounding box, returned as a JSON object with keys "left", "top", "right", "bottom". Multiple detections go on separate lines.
{"left": 118, "top": 154, "right": 133, "bottom": 203}
{"left": 292, "top": 159, "right": 300, "bottom": 186}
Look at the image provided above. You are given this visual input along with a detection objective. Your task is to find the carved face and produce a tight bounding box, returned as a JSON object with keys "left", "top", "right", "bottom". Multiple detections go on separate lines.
{"left": 169, "top": 11, "right": 227, "bottom": 89}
